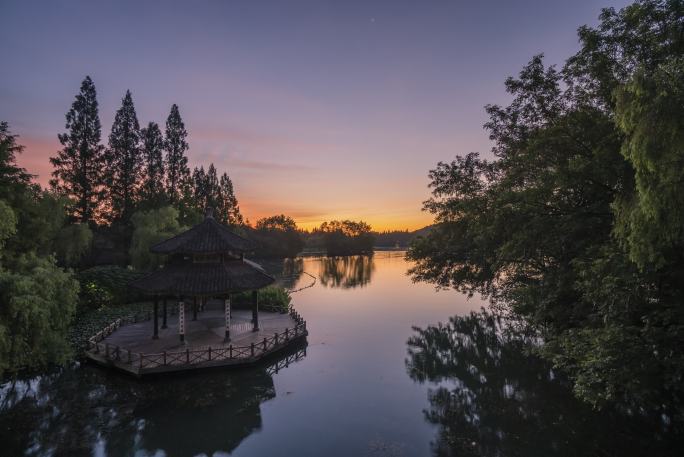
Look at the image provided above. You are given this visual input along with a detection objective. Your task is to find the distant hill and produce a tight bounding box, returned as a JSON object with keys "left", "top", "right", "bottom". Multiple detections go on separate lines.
{"left": 373, "top": 225, "right": 434, "bottom": 248}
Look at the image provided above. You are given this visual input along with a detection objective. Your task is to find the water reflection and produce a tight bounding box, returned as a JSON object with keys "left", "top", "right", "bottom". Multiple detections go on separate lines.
{"left": 406, "top": 311, "right": 681, "bottom": 457}
{"left": 319, "top": 255, "right": 375, "bottom": 289}
{"left": 0, "top": 345, "right": 306, "bottom": 457}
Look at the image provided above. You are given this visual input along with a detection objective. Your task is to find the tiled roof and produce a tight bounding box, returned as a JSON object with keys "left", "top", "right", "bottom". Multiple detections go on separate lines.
{"left": 130, "top": 259, "right": 275, "bottom": 295}
{"left": 150, "top": 216, "right": 256, "bottom": 254}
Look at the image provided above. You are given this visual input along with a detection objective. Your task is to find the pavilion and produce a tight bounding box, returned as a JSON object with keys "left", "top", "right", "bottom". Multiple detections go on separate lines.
{"left": 131, "top": 209, "right": 275, "bottom": 343}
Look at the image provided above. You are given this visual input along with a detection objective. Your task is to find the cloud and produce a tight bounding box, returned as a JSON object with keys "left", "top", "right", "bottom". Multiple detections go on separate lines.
{"left": 225, "top": 158, "right": 317, "bottom": 171}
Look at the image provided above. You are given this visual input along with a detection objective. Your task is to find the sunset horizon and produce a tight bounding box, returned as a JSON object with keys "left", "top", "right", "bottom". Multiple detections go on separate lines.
{"left": 2, "top": 0, "right": 630, "bottom": 232}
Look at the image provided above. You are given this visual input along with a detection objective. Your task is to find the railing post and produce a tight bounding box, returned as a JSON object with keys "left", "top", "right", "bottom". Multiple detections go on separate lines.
{"left": 263, "top": 337, "right": 267, "bottom": 351}
{"left": 105, "top": 344, "right": 110, "bottom": 358}
{"left": 229, "top": 345, "right": 233, "bottom": 359}
{"left": 186, "top": 348, "right": 190, "bottom": 364}
{"left": 275, "top": 333, "right": 279, "bottom": 345}
{"left": 127, "top": 349, "right": 132, "bottom": 363}
{"left": 285, "top": 328, "right": 289, "bottom": 340}
{"left": 208, "top": 347, "right": 212, "bottom": 361}
{"left": 163, "top": 351, "right": 167, "bottom": 365}
{"left": 139, "top": 354, "right": 143, "bottom": 369}
{"left": 251, "top": 343, "right": 255, "bottom": 357}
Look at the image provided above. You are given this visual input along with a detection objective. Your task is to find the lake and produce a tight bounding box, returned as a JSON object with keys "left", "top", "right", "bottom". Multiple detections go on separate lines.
{"left": 0, "top": 251, "right": 680, "bottom": 456}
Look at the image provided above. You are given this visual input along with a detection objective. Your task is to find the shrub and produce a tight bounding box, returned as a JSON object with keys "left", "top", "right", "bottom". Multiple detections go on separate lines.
{"left": 231, "top": 286, "right": 292, "bottom": 313}
{"left": 78, "top": 265, "right": 145, "bottom": 308}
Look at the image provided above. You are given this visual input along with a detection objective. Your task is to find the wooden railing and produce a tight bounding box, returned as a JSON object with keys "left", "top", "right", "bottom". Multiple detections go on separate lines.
{"left": 88, "top": 307, "right": 307, "bottom": 372}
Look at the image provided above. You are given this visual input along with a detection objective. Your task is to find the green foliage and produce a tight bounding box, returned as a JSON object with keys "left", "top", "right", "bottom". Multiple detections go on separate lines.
{"left": 77, "top": 265, "right": 145, "bottom": 309}
{"left": 231, "top": 286, "right": 292, "bottom": 312}
{"left": 55, "top": 223, "right": 93, "bottom": 267}
{"left": 252, "top": 215, "right": 304, "bottom": 258}
{"left": 0, "top": 200, "right": 17, "bottom": 251}
{"left": 318, "top": 220, "right": 375, "bottom": 255}
{"left": 0, "top": 254, "right": 79, "bottom": 376}
{"left": 614, "top": 58, "right": 684, "bottom": 268}
{"left": 408, "top": 0, "right": 684, "bottom": 416}
{"left": 50, "top": 76, "right": 104, "bottom": 224}
{"left": 129, "top": 206, "right": 186, "bottom": 270}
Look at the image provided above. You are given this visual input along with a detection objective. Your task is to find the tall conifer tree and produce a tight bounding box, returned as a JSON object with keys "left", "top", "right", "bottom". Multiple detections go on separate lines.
{"left": 164, "top": 104, "right": 190, "bottom": 204}
{"left": 140, "top": 121, "right": 166, "bottom": 207}
{"left": 217, "top": 172, "right": 243, "bottom": 226}
{"left": 192, "top": 165, "right": 207, "bottom": 210}
{"left": 104, "top": 90, "right": 142, "bottom": 222}
{"left": 50, "top": 76, "right": 104, "bottom": 223}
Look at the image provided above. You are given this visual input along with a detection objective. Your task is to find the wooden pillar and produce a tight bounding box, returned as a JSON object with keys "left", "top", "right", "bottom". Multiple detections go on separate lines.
{"left": 224, "top": 295, "right": 231, "bottom": 341}
{"left": 193, "top": 296, "right": 198, "bottom": 321}
{"left": 252, "top": 290, "right": 259, "bottom": 332}
{"left": 179, "top": 298, "right": 185, "bottom": 342}
{"left": 153, "top": 297, "right": 159, "bottom": 339}
{"left": 162, "top": 298, "right": 168, "bottom": 329}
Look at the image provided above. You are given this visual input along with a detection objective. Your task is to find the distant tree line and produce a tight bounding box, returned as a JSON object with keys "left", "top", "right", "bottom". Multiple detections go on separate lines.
{"left": 305, "top": 220, "right": 375, "bottom": 256}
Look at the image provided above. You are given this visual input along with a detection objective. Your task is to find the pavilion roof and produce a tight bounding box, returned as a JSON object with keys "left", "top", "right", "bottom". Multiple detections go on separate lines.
{"left": 150, "top": 214, "right": 256, "bottom": 255}
{"left": 130, "top": 259, "right": 275, "bottom": 296}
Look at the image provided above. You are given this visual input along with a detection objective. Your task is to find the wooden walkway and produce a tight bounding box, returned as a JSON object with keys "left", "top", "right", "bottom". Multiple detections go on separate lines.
{"left": 86, "top": 303, "right": 307, "bottom": 376}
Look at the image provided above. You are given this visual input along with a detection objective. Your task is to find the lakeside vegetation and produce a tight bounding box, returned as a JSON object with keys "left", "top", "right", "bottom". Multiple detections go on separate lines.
{"left": 0, "top": 69, "right": 384, "bottom": 377}
{"left": 408, "top": 0, "right": 683, "bottom": 421}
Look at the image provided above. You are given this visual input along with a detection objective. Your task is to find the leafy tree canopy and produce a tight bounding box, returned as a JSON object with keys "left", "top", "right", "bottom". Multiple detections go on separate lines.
{"left": 129, "top": 206, "right": 186, "bottom": 270}
{"left": 408, "top": 0, "right": 684, "bottom": 416}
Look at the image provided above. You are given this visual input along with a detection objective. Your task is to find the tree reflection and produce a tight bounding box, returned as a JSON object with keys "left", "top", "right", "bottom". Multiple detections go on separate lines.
{"left": 0, "top": 345, "right": 307, "bottom": 457}
{"left": 257, "top": 257, "right": 304, "bottom": 290}
{"left": 319, "top": 255, "right": 374, "bottom": 289}
{"left": 406, "top": 311, "right": 681, "bottom": 457}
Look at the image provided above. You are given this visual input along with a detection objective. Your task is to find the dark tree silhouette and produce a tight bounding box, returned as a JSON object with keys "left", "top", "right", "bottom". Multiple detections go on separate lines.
{"left": 217, "top": 172, "right": 243, "bottom": 225}
{"left": 139, "top": 121, "right": 166, "bottom": 207}
{"left": 0, "top": 122, "right": 32, "bottom": 200}
{"left": 252, "top": 214, "right": 305, "bottom": 258}
{"left": 104, "top": 90, "right": 142, "bottom": 222}
{"left": 50, "top": 76, "right": 104, "bottom": 223}
{"left": 163, "top": 104, "right": 190, "bottom": 204}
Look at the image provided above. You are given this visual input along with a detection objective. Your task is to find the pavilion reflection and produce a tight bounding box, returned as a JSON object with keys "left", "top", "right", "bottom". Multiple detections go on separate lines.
{"left": 319, "top": 255, "right": 375, "bottom": 289}
{"left": 406, "top": 311, "right": 679, "bottom": 457}
{"left": 0, "top": 344, "right": 307, "bottom": 457}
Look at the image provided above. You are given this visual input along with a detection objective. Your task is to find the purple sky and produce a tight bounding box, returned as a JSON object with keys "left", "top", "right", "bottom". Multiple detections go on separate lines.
{"left": 1, "top": 0, "right": 629, "bottom": 230}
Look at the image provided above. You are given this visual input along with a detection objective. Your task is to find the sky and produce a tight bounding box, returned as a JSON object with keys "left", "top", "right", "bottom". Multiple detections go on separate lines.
{"left": 1, "top": 0, "right": 630, "bottom": 231}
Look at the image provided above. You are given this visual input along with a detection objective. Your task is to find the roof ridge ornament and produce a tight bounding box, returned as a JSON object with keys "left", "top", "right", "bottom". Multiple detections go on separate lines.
{"left": 205, "top": 207, "right": 214, "bottom": 219}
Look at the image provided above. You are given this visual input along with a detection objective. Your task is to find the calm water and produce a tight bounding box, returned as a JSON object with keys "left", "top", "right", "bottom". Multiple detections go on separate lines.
{"left": 0, "top": 251, "right": 680, "bottom": 456}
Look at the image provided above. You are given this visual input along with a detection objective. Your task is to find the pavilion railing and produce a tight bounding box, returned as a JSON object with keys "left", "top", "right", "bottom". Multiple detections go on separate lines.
{"left": 87, "top": 307, "right": 308, "bottom": 371}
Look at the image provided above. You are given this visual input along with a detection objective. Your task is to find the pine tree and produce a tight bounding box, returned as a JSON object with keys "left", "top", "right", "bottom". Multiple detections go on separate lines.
{"left": 164, "top": 104, "right": 190, "bottom": 204}
{"left": 103, "top": 90, "right": 142, "bottom": 223}
{"left": 192, "top": 165, "right": 207, "bottom": 210}
{"left": 217, "top": 172, "right": 243, "bottom": 226}
{"left": 204, "top": 164, "right": 221, "bottom": 211}
{"left": 50, "top": 76, "right": 104, "bottom": 223}
{"left": 140, "top": 121, "right": 166, "bottom": 207}
{"left": 0, "top": 122, "right": 32, "bottom": 201}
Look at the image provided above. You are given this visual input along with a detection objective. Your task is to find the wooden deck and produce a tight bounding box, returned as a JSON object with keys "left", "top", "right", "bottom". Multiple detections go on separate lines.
{"left": 85, "top": 302, "right": 307, "bottom": 376}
